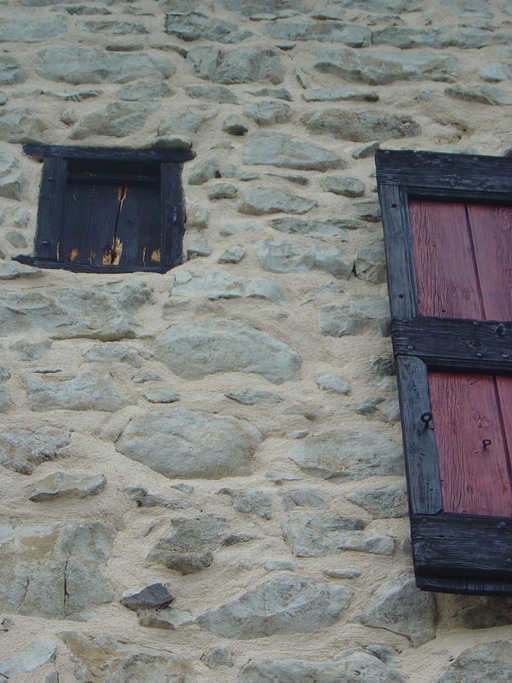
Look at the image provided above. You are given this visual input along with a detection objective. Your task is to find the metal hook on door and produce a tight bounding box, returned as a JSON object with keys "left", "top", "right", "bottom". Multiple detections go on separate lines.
{"left": 482, "top": 439, "right": 492, "bottom": 450}
{"left": 421, "top": 412, "right": 433, "bottom": 429}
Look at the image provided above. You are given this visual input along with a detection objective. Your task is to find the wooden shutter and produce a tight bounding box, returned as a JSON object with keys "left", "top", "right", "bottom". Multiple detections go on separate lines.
{"left": 376, "top": 150, "right": 512, "bottom": 595}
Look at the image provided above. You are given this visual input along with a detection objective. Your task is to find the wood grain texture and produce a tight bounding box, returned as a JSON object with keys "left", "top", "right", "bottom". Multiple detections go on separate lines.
{"left": 35, "top": 156, "right": 67, "bottom": 261}
{"left": 161, "top": 163, "right": 185, "bottom": 267}
{"left": 23, "top": 143, "right": 195, "bottom": 163}
{"left": 115, "top": 184, "right": 160, "bottom": 268}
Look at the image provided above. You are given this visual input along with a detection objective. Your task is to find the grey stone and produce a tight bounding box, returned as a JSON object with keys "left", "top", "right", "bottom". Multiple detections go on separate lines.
{"left": 10, "top": 339, "right": 51, "bottom": 360}
{"left": 122, "top": 486, "right": 189, "bottom": 510}
{"left": 220, "top": 489, "right": 273, "bottom": 519}
{"left": 28, "top": 369, "right": 133, "bottom": 412}
{"left": 171, "top": 269, "right": 289, "bottom": 303}
{"left": 70, "top": 101, "right": 158, "bottom": 139}
{"left": 304, "top": 108, "right": 420, "bottom": 143}
{"left": 0, "top": 149, "right": 27, "bottom": 200}
{"left": 458, "top": 604, "right": 512, "bottom": 629}
{"left": 244, "top": 132, "right": 346, "bottom": 170}
{"left": 78, "top": 19, "right": 148, "bottom": 34}
{"left": 218, "top": 245, "right": 246, "bottom": 263}
{"left": 34, "top": 47, "right": 175, "bottom": 84}
{"left": 226, "top": 389, "right": 283, "bottom": 405}
{"left": 219, "top": 0, "right": 304, "bottom": 13}
{"left": 61, "top": 108, "right": 77, "bottom": 125}
{"left": 155, "top": 318, "right": 300, "bottom": 383}
{"left": 165, "top": 12, "right": 252, "bottom": 43}
{"left": 187, "top": 46, "right": 284, "bottom": 84}
{"left": 266, "top": 470, "right": 302, "bottom": 483}
{"left": 239, "top": 648, "right": 407, "bottom": 683}
{"left": 352, "top": 141, "right": 380, "bottom": 159}
{"left": 0, "top": 92, "right": 6, "bottom": 106}
{"left": 144, "top": 389, "right": 180, "bottom": 403}
{"left": 61, "top": 632, "right": 194, "bottom": 682}
{"left": 327, "top": 0, "right": 420, "bottom": 9}
{"left": 314, "top": 47, "right": 458, "bottom": 84}
{"left": 220, "top": 221, "right": 262, "bottom": 236}
{"left": 282, "top": 512, "right": 394, "bottom": 556}
{"left": 152, "top": 134, "right": 192, "bottom": 149}
{"left": 187, "top": 236, "right": 212, "bottom": 258}
{"left": 61, "top": 5, "right": 112, "bottom": 14}
{"left": 280, "top": 489, "right": 328, "bottom": 511}
{"left": 265, "top": 560, "right": 299, "bottom": 571}
{"left": 269, "top": 216, "right": 348, "bottom": 241}
{"left": 289, "top": 428, "right": 403, "bottom": 481}
{"left": 121, "top": 583, "right": 174, "bottom": 610}
{"left": 0, "top": 281, "right": 151, "bottom": 340}
{"left": 320, "top": 300, "right": 391, "bottom": 337}
{"left": 355, "top": 243, "right": 387, "bottom": 283}
{"left": 0, "top": 522, "right": 114, "bottom": 619}
{"left": 240, "top": 188, "right": 317, "bottom": 215}
{"left": 0, "top": 640, "right": 56, "bottom": 677}
{"left": 264, "top": 171, "right": 308, "bottom": 185}
{"left": 0, "top": 16, "right": 66, "bottom": 42}
{"left": 376, "top": 26, "right": 508, "bottom": 50}
{"left": 159, "top": 106, "right": 217, "bottom": 134}
{"left": 138, "top": 607, "right": 195, "bottom": 630}
{"left": 186, "top": 205, "right": 209, "bottom": 229}
{"left": 6, "top": 230, "right": 28, "bottom": 248}
{"left": 434, "top": 641, "right": 512, "bottom": 682}
{"left": 12, "top": 207, "right": 29, "bottom": 227}
{"left": 361, "top": 573, "right": 436, "bottom": 646}
{"left": 355, "top": 200, "right": 381, "bottom": 222}
{"left": 117, "top": 408, "right": 263, "bottom": 479}
{"left": 188, "top": 155, "right": 218, "bottom": 185}
{"left": 0, "top": 365, "right": 9, "bottom": 381}
{"left": 445, "top": 84, "right": 512, "bottom": 105}
{"left": 133, "top": 370, "right": 162, "bottom": 383}
{"left": 480, "top": 62, "right": 511, "bottom": 82}
{"left": 347, "top": 485, "right": 408, "bottom": 518}
{"left": 0, "top": 386, "right": 9, "bottom": 413}
{"left": 185, "top": 84, "right": 238, "bottom": 103}
{"left": 316, "top": 373, "right": 351, "bottom": 394}
{"left": 208, "top": 182, "right": 238, "bottom": 199}
{"left": 244, "top": 100, "right": 291, "bottom": 125}
{"left": 303, "top": 86, "right": 378, "bottom": 102}
{"left": 148, "top": 515, "right": 231, "bottom": 574}
{"left": 159, "top": 0, "right": 201, "bottom": 9}
{"left": 117, "top": 80, "right": 175, "bottom": 101}
{"left": 0, "top": 108, "right": 46, "bottom": 143}
{"left": 83, "top": 342, "right": 141, "bottom": 368}
{"left": 0, "top": 427, "right": 71, "bottom": 475}
{"left": 222, "top": 114, "right": 248, "bottom": 135}
{"left": 256, "top": 239, "right": 353, "bottom": 279}
{"left": 0, "top": 56, "right": 27, "bottom": 85}
{"left": 263, "top": 19, "right": 371, "bottom": 46}
{"left": 198, "top": 575, "right": 352, "bottom": 638}
{"left": 29, "top": 472, "right": 107, "bottom": 501}
{"left": 250, "top": 87, "right": 292, "bottom": 100}
{"left": 201, "top": 646, "right": 233, "bottom": 668}
{"left": 321, "top": 175, "right": 365, "bottom": 197}
{"left": 442, "top": 0, "right": 493, "bottom": 16}
{"left": 324, "top": 569, "right": 361, "bottom": 579}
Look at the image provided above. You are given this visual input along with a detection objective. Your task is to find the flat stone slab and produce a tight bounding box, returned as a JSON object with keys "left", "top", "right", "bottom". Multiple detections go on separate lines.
{"left": 0, "top": 16, "right": 67, "bottom": 42}
{"left": 70, "top": 101, "right": 159, "bottom": 139}
{"left": 320, "top": 300, "right": 391, "bottom": 337}
{"left": 239, "top": 187, "right": 317, "bottom": 215}
{"left": 434, "top": 641, "right": 512, "bottom": 682}
{"left": 116, "top": 408, "right": 263, "bottom": 479}
{"left": 198, "top": 575, "right": 352, "bottom": 638}
{"left": 0, "top": 108, "right": 47, "bottom": 144}
{"left": 0, "top": 149, "right": 28, "bottom": 200}
{"left": 0, "top": 640, "right": 56, "bottom": 678}
{"left": 29, "top": 472, "right": 106, "bottom": 501}
{"left": 244, "top": 132, "right": 346, "bottom": 170}
{"left": 0, "top": 427, "right": 71, "bottom": 475}
{"left": 154, "top": 318, "right": 301, "bottom": 383}
{"left": 303, "top": 109, "right": 420, "bottom": 142}
{"left": 187, "top": 46, "right": 284, "bottom": 84}
{"left": 171, "top": 269, "right": 289, "bottom": 303}
{"left": 121, "top": 583, "right": 174, "bottom": 610}
{"left": 256, "top": 238, "right": 353, "bottom": 278}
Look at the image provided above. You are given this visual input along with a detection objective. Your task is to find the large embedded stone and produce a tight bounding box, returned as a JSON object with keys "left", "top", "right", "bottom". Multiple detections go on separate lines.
{"left": 165, "top": 12, "right": 252, "bottom": 43}
{"left": 256, "top": 238, "right": 353, "bottom": 279}
{"left": 0, "top": 149, "right": 27, "bottom": 200}
{"left": 198, "top": 576, "right": 352, "bottom": 638}
{"left": 0, "top": 427, "right": 71, "bottom": 475}
{"left": 434, "top": 641, "right": 512, "bottom": 682}
{"left": 0, "top": 521, "right": 115, "bottom": 619}
{"left": 221, "top": 489, "right": 273, "bottom": 519}
{"left": 269, "top": 216, "right": 348, "bottom": 240}
{"left": 0, "top": 55, "right": 27, "bottom": 85}
{"left": 219, "top": 0, "right": 304, "bottom": 12}
{"left": 244, "top": 132, "right": 346, "bottom": 170}
{"left": 0, "top": 640, "right": 56, "bottom": 678}
{"left": 442, "top": 0, "right": 493, "bottom": 17}
{"left": 355, "top": 242, "right": 387, "bottom": 283}
{"left": 116, "top": 408, "right": 263, "bottom": 479}
{"left": 282, "top": 513, "right": 394, "bottom": 556}
{"left": 244, "top": 100, "right": 290, "bottom": 125}
{"left": 0, "top": 108, "right": 47, "bottom": 143}
{"left": 320, "top": 299, "right": 391, "bottom": 336}
{"left": 0, "top": 282, "right": 152, "bottom": 340}
{"left": 29, "top": 472, "right": 107, "bottom": 501}
{"left": 121, "top": 583, "right": 174, "bottom": 610}
{"left": 70, "top": 102, "right": 159, "bottom": 139}
{"left": 289, "top": 429, "right": 403, "bottom": 481}
{"left": 314, "top": 47, "right": 458, "bottom": 84}
{"left": 34, "top": 47, "right": 175, "bottom": 84}
{"left": 263, "top": 20, "right": 371, "bottom": 47}
{"left": 321, "top": 175, "right": 365, "bottom": 197}
{"left": 327, "top": 0, "right": 421, "bottom": 10}
{"left": 148, "top": 515, "right": 231, "bottom": 574}
{"left": 27, "top": 370, "right": 134, "bottom": 412}
{"left": 445, "top": 84, "right": 512, "bottom": 105}
{"left": 373, "top": 26, "right": 508, "bottom": 49}
{"left": 117, "top": 80, "right": 175, "bottom": 101}
{"left": 361, "top": 573, "right": 436, "bottom": 647}
{"left": 158, "top": 106, "right": 217, "bottom": 134}
{"left": 239, "top": 649, "right": 407, "bottom": 683}
{"left": 83, "top": 342, "right": 142, "bottom": 367}
{"left": 185, "top": 84, "right": 238, "bottom": 103}
{"left": 303, "top": 109, "right": 420, "bottom": 142}
{"left": 0, "top": 16, "right": 67, "bottom": 42}
{"left": 154, "top": 318, "right": 301, "bottom": 383}
{"left": 61, "top": 632, "right": 194, "bottom": 683}
{"left": 187, "top": 46, "right": 284, "bottom": 84}
{"left": 239, "top": 188, "right": 317, "bottom": 215}
{"left": 303, "top": 86, "right": 378, "bottom": 102}
{"left": 171, "top": 269, "right": 289, "bottom": 303}
{"left": 347, "top": 485, "right": 408, "bottom": 518}
{"left": 78, "top": 19, "right": 148, "bottom": 34}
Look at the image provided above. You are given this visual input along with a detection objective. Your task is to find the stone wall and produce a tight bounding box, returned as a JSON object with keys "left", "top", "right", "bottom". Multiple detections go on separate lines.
{"left": 1, "top": 0, "right": 512, "bottom": 681}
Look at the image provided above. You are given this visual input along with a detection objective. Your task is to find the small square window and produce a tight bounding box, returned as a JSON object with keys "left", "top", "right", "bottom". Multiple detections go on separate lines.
{"left": 15, "top": 144, "right": 194, "bottom": 273}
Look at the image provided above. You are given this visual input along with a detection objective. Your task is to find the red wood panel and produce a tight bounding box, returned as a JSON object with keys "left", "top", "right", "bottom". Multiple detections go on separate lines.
{"left": 408, "top": 200, "right": 483, "bottom": 319}
{"left": 429, "top": 371, "right": 512, "bottom": 516}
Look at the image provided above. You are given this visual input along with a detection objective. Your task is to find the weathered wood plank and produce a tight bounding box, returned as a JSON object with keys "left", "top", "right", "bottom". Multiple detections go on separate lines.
{"left": 12, "top": 255, "right": 166, "bottom": 273}
{"left": 35, "top": 156, "right": 67, "bottom": 261}
{"left": 23, "top": 143, "right": 195, "bottom": 163}
{"left": 395, "top": 355, "right": 442, "bottom": 515}
{"left": 428, "top": 372, "right": 512, "bottom": 516}
{"left": 161, "top": 163, "right": 185, "bottom": 268}
{"left": 415, "top": 575, "right": 512, "bottom": 596}
{"left": 116, "top": 184, "right": 160, "bottom": 268}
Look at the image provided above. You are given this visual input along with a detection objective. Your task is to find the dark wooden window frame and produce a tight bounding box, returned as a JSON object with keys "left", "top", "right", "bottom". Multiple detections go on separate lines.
{"left": 376, "top": 149, "right": 512, "bottom": 595}
{"left": 16, "top": 144, "right": 195, "bottom": 274}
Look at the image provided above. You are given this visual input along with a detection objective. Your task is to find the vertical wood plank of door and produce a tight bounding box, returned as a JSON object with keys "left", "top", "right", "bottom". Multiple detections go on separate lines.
{"left": 429, "top": 371, "right": 512, "bottom": 517}
{"left": 115, "top": 184, "right": 160, "bottom": 268}
{"left": 408, "top": 200, "right": 483, "bottom": 319}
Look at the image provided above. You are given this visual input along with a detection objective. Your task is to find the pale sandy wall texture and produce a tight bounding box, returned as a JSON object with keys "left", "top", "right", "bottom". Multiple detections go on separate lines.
{"left": 1, "top": 0, "right": 512, "bottom": 681}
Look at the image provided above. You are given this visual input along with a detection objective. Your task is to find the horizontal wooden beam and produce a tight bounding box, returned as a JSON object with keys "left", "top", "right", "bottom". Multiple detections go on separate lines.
{"left": 23, "top": 144, "right": 195, "bottom": 163}
{"left": 12, "top": 254, "right": 173, "bottom": 273}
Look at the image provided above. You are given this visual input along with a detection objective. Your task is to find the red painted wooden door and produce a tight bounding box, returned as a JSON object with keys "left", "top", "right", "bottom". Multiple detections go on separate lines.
{"left": 409, "top": 200, "right": 512, "bottom": 516}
